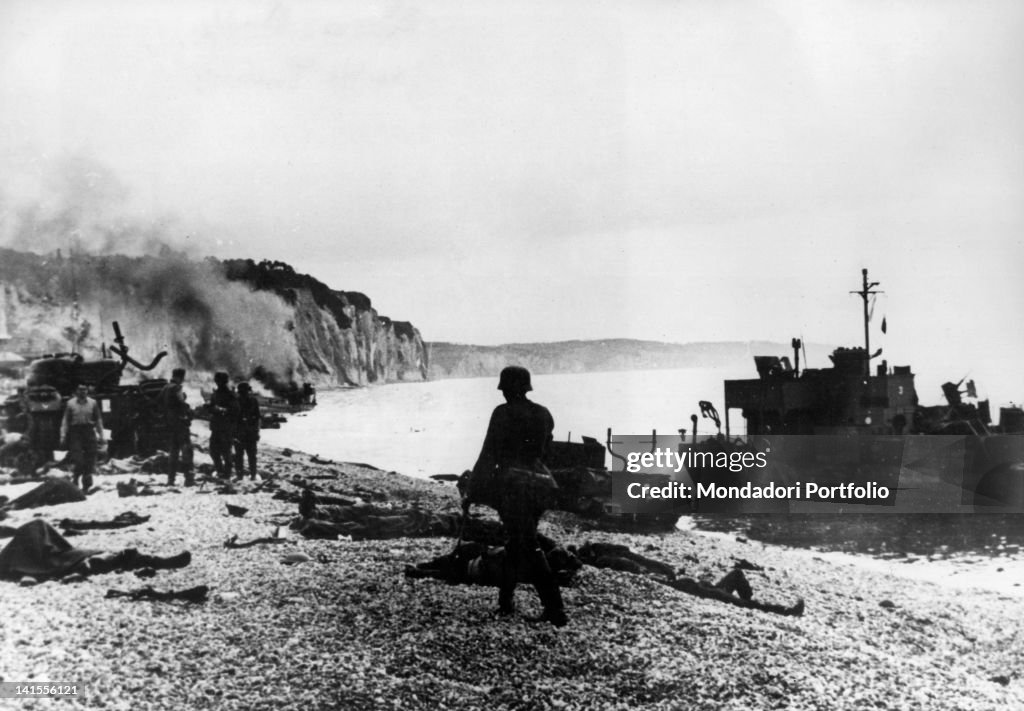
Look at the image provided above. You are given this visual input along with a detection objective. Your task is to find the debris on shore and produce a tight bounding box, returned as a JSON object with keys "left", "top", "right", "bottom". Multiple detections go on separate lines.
{"left": 1, "top": 442, "right": 1022, "bottom": 710}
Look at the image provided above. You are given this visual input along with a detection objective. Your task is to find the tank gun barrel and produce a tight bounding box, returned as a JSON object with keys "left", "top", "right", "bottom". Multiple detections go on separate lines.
{"left": 108, "top": 346, "right": 167, "bottom": 372}
{"left": 109, "top": 321, "right": 167, "bottom": 372}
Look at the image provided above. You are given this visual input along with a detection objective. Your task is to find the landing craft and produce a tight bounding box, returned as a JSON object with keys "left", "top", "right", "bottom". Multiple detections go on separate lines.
{"left": 453, "top": 270, "right": 1021, "bottom": 526}
{"left": 684, "top": 269, "right": 1024, "bottom": 513}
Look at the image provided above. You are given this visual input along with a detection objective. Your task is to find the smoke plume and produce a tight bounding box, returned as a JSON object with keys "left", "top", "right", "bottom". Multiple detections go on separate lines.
{"left": 0, "top": 155, "right": 302, "bottom": 384}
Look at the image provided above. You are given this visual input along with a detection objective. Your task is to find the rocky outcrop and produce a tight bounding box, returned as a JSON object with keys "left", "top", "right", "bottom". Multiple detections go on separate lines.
{"left": 0, "top": 248, "right": 428, "bottom": 390}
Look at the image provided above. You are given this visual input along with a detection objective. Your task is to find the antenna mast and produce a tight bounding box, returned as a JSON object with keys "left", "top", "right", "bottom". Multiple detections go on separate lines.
{"left": 850, "top": 268, "right": 882, "bottom": 377}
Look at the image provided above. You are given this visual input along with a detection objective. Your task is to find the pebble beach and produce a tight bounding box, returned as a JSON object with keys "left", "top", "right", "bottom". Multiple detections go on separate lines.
{"left": 1, "top": 438, "right": 1023, "bottom": 711}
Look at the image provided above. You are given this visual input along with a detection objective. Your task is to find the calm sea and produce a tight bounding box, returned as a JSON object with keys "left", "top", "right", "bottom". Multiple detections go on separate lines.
{"left": 260, "top": 367, "right": 745, "bottom": 478}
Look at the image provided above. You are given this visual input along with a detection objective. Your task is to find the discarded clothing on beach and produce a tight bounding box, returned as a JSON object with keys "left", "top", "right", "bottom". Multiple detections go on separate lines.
{"left": 59, "top": 511, "right": 151, "bottom": 531}
{"left": 105, "top": 585, "right": 209, "bottom": 604}
{"left": 223, "top": 533, "right": 287, "bottom": 549}
{"left": 0, "top": 519, "right": 100, "bottom": 580}
{"left": 116, "top": 479, "right": 160, "bottom": 498}
{"left": 9, "top": 479, "right": 86, "bottom": 510}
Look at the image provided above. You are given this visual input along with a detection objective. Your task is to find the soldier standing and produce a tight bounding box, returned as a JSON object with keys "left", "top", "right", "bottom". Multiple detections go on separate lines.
{"left": 233, "top": 382, "right": 261, "bottom": 480}
{"left": 159, "top": 368, "right": 194, "bottom": 487}
{"left": 465, "top": 366, "right": 566, "bottom": 627}
{"left": 208, "top": 372, "right": 238, "bottom": 479}
{"left": 60, "top": 384, "right": 105, "bottom": 493}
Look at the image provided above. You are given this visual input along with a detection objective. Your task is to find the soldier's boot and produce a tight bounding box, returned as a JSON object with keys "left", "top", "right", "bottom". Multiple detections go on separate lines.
{"left": 299, "top": 489, "right": 317, "bottom": 518}
{"left": 81, "top": 473, "right": 94, "bottom": 493}
{"left": 716, "top": 569, "right": 753, "bottom": 601}
{"left": 529, "top": 548, "right": 568, "bottom": 628}
{"left": 497, "top": 585, "right": 516, "bottom": 616}
{"left": 497, "top": 550, "right": 518, "bottom": 616}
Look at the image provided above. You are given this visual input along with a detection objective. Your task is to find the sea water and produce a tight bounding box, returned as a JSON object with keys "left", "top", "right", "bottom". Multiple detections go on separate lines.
{"left": 259, "top": 367, "right": 746, "bottom": 479}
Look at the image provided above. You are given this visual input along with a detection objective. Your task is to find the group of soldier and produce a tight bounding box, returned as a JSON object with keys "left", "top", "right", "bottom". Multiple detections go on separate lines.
{"left": 60, "top": 367, "right": 263, "bottom": 491}
{"left": 157, "top": 368, "right": 262, "bottom": 487}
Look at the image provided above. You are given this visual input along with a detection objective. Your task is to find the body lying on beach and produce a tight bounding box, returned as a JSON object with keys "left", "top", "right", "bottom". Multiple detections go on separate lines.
{"left": 0, "top": 519, "right": 190, "bottom": 582}
{"left": 406, "top": 537, "right": 804, "bottom": 617}
{"left": 291, "top": 491, "right": 804, "bottom": 617}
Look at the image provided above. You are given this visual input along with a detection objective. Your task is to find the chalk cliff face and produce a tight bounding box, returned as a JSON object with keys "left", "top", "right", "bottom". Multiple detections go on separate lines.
{"left": 0, "top": 249, "right": 428, "bottom": 391}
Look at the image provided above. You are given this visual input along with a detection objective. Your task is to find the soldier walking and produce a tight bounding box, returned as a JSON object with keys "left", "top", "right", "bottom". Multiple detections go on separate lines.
{"left": 233, "top": 382, "right": 261, "bottom": 480}
{"left": 464, "top": 366, "right": 567, "bottom": 627}
{"left": 60, "top": 384, "right": 105, "bottom": 493}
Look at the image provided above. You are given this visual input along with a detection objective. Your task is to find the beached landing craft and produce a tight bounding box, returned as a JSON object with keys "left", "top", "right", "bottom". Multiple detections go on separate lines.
{"left": 457, "top": 269, "right": 1023, "bottom": 527}
{"left": 193, "top": 380, "right": 317, "bottom": 430}
{"left": 683, "top": 269, "right": 1024, "bottom": 513}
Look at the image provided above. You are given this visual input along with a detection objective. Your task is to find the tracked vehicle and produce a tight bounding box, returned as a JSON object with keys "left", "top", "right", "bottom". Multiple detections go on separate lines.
{"left": 0, "top": 322, "right": 169, "bottom": 474}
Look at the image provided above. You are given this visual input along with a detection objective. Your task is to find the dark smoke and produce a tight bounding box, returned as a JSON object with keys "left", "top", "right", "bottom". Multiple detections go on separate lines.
{"left": 0, "top": 155, "right": 301, "bottom": 384}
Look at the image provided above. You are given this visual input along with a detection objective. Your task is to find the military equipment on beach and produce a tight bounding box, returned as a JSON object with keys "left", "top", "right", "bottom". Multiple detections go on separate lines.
{"left": 467, "top": 435, "right": 684, "bottom": 531}
{"left": 193, "top": 383, "right": 315, "bottom": 429}
{"left": 0, "top": 322, "right": 170, "bottom": 473}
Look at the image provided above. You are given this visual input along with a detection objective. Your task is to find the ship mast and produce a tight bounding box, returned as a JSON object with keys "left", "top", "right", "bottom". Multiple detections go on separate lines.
{"left": 851, "top": 268, "right": 882, "bottom": 377}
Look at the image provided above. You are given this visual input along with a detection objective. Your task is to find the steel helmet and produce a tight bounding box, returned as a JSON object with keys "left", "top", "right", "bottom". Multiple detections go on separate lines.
{"left": 497, "top": 365, "right": 532, "bottom": 393}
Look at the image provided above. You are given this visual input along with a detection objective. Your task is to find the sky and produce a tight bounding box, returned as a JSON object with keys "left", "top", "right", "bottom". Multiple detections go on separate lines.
{"left": 1, "top": 0, "right": 1022, "bottom": 401}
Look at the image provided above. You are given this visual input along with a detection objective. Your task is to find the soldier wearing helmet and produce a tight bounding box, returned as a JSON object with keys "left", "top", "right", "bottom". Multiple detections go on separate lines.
{"left": 465, "top": 365, "right": 566, "bottom": 627}
{"left": 208, "top": 371, "right": 239, "bottom": 479}
{"left": 233, "top": 382, "right": 261, "bottom": 480}
{"left": 159, "top": 368, "right": 194, "bottom": 486}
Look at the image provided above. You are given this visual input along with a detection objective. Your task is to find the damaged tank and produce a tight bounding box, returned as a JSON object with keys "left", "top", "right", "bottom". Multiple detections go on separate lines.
{"left": 0, "top": 322, "right": 170, "bottom": 474}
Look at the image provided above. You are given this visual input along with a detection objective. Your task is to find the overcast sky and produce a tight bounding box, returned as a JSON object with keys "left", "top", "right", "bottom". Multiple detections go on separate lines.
{"left": 1, "top": 0, "right": 1022, "bottom": 399}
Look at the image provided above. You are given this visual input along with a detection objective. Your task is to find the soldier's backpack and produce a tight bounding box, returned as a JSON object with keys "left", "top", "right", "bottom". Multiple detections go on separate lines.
{"left": 460, "top": 461, "right": 559, "bottom": 512}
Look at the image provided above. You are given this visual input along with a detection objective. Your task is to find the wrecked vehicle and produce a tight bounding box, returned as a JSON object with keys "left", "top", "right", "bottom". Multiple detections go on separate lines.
{"left": 0, "top": 322, "right": 169, "bottom": 474}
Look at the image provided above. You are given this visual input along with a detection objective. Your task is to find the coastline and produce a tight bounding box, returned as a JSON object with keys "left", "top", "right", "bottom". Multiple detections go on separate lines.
{"left": 1, "top": 438, "right": 1022, "bottom": 710}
